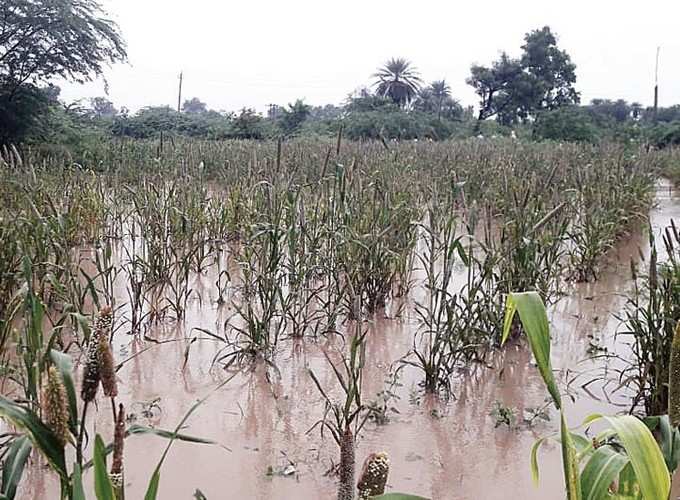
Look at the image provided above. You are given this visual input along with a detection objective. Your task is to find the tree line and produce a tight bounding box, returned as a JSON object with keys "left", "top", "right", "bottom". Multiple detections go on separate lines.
{"left": 1, "top": 0, "right": 679, "bottom": 147}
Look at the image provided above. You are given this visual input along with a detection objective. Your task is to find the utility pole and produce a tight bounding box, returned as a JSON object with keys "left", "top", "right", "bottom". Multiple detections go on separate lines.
{"left": 653, "top": 47, "right": 660, "bottom": 122}
{"left": 177, "top": 71, "right": 183, "bottom": 113}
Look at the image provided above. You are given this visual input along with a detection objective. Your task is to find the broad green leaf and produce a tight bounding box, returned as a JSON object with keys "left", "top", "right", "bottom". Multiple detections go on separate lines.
{"left": 571, "top": 433, "right": 592, "bottom": 455}
{"left": 580, "top": 447, "right": 629, "bottom": 500}
{"left": 0, "top": 436, "right": 32, "bottom": 500}
{"left": 616, "top": 463, "right": 642, "bottom": 499}
{"left": 0, "top": 397, "right": 67, "bottom": 480}
{"left": 94, "top": 434, "right": 115, "bottom": 500}
{"left": 72, "top": 464, "right": 87, "bottom": 500}
{"left": 643, "top": 415, "right": 680, "bottom": 474}
{"left": 49, "top": 350, "right": 78, "bottom": 435}
{"left": 560, "top": 411, "right": 582, "bottom": 500}
{"left": 603, "top": 416, "right": 670, "bottom": 500}
{"left": 503, "top": 292, "right": 561, "bottom": 409}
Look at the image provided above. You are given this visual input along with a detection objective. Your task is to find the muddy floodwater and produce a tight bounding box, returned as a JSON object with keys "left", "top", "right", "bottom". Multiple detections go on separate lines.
{"left": 14, "top": 180, "right": 680, "bottom": 500}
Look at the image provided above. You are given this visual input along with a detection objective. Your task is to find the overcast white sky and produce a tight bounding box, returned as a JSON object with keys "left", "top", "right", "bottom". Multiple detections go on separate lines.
{"left": 57, "top": 0, "right": 679, "bottom": 113}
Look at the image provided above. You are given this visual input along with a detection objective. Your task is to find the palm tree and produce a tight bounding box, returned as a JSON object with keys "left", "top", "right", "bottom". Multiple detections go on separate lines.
{"left": 373, "top": 58, "right": 422, "bottom": 108}
{"left": 430, "top": 80, "right": 451, "bottom": 121}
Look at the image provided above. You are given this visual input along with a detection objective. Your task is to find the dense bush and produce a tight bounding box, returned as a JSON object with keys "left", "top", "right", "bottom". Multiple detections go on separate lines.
{"left": 649, "top": 121, "right": 680, "bottom": 149}
{"left": 0, "top": 81, "right": 55, "bottom": 143}
{"left": 533, "top": 106, "right": 599, "bottom": 142}
{"left": 341, "top": 110, "right": 466, "bottom": 141}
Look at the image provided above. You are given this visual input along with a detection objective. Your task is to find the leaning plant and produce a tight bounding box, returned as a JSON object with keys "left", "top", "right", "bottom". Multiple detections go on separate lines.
{"left": 504, "top": 291, "right": 671, "bottom": 500}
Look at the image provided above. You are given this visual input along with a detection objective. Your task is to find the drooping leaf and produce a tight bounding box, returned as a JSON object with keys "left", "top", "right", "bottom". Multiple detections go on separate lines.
{"left": 0, "top": 436, "right": 32, "bottom": 500}
{"left": 0, "top": 397, "right": 67, "bottom": 480}
{"left": 530, "top": 436, "right": 548, "bottom": 486}
{"left": 603, "top": 415, "right": 670, "bottom": 500}
{"left": 502, "top": 292, "right": 561, "bottom": 409}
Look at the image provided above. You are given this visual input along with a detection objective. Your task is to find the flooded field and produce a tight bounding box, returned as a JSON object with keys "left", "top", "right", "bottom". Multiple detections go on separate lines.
{"left": 10, "top": 179, "right": 677, "bottom": 500}
{"left": 1, "top": 140, "right": 679, "bottom": 500}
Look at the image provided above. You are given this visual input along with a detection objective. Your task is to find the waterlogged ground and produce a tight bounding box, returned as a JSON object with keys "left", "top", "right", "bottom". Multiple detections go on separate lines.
{"left": 15, "top": 181, "right": 680, "bottom": 500}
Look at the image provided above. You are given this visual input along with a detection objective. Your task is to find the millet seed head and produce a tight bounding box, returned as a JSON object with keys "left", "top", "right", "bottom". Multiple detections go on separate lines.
{"left": 42, "top": 366, "right": 71, "bottom": 447}
{"left": 357, "top": 451, "right": 390, "bottom": 499}
{"left": 669, "top": 322, "right": 680, "bottom": 427}
{"left": 98, "top": 335, "right": 118, "bottom": 398}
{"left": 81, "top": 306, "right": 113, "bottom": 403}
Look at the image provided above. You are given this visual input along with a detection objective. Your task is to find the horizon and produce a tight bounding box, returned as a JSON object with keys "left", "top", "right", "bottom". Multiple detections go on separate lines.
{"left": 55, "top": 0, "right": 679, "bottom": 114}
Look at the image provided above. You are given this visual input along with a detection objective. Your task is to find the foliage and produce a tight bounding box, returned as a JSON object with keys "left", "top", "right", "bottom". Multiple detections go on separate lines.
{"left": 0, "top": 138, "right": 672, "bottom": 498}
{"left": 182, "top": 97, "right": 208, "bottom": 114}
{"left": 0, "top": 81, "right": 55, "bottom": 143}
{"left": 0, "top": 0, "right": 126, "bottom": 93}
{"left": 373, "top": 58, "right": 422, "bottom": 108}
{"left": 649, "top": 121, "right": 680, "bottom": 149}
{"left": 467, "top": 52, "right": 526, "bottom": 123}
{"left": 467, "top": 26, "right": 578, "bottom": 125}
{"left": 504, "top": 292, "right": 671, "bottom": 500}
{"left": 230, "top": 108, "right": 267, "bottom": 139}
{"left": 278, "top": 99, "right": 311, "bottom": 135}
{"left": 619, "top": 225, "right": 680, "bottom": 416}
{"left": 533, "top": 106, "right": 599, "bottom": 143}
{"left": 413, "top": 80, "right": 463, "bottom": 121}
{"left": 521, "top": 26, "right": 578, "bottom": 111}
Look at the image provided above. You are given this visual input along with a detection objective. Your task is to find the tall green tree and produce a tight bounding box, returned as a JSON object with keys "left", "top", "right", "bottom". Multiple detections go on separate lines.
{"left": 466, "top": 53, "right": 526, "bottom": 123}
{"left": 467, "top": 26, "right": 578, "bottom": 126}
{"left": 373, "top": 58, "right": 422, "bottom": 108}
{"left": 1, "top": 0, "right": 126, "bottom": 143}
{"left": 0, "top": 0, "right": 127, "bottom": 95}
{"left": 521, "top": 26, "right": 578, "bottom": 111}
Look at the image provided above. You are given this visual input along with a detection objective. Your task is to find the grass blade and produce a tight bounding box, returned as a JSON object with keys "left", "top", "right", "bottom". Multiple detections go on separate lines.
{"left": 72, "top": 463, "right": 87, "bottom": 500}
{"left": 94, "top": 434, "right": 115, "bottom": 500}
